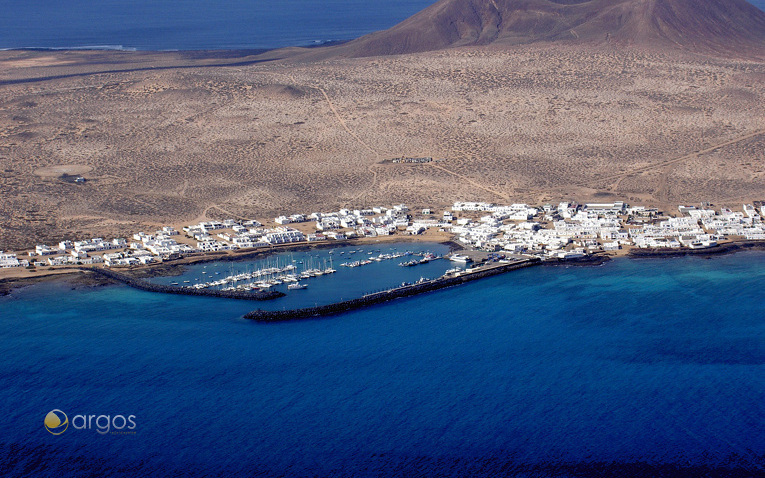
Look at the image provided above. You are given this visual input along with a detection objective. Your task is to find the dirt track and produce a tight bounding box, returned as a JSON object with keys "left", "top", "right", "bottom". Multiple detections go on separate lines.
{"left": 1, "top": 45, "right": 764, "bottom": 249}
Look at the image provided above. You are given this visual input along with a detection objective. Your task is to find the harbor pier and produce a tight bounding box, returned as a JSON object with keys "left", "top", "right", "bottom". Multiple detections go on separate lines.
{"left": 245, "top": 256, "right": 541, "bottom": 322}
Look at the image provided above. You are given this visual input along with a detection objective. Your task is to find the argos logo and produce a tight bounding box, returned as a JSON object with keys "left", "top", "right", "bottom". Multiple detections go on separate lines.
{"left": 43, "top": 410, "right": 68, "bottom": 435}
{"left": 45, "top": 410, "right": 136, "bottom": 435}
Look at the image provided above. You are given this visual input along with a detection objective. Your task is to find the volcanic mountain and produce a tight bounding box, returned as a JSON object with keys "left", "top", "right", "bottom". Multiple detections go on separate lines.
{"left": 321, "top": 0, "right": 765, "bottom": 58}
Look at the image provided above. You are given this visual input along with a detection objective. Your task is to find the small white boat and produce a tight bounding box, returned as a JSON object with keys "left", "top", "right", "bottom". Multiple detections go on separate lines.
{"left": 288, "top": 282, "right": 307, "bottom": 290}
{"left": 449, "top": 254, "right": 472, "bottom": 263}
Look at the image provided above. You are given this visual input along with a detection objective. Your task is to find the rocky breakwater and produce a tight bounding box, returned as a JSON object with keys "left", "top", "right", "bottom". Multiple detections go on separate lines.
{"left": 83, "top": 267, "right": 284, "bottom": 301}
{"left": 246, "top": 257, "right": 541, "bottom": 322}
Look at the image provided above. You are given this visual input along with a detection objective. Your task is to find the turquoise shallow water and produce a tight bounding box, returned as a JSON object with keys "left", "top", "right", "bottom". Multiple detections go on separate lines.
{"left": 1, "top": 249, "right": 764, "bottom": 477}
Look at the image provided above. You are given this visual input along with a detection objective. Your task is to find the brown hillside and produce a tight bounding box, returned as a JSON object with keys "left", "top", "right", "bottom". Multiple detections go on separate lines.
{"left": 319, "top": 0, "right": 765, "bottom": 58}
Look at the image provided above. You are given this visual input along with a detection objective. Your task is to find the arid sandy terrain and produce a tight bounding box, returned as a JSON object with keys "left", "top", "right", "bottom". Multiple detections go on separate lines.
{"left": 1, "top": 45, "right": 764, "bottom": 249}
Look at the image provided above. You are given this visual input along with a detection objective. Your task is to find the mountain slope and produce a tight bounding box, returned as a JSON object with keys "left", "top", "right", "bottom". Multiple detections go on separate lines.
{"left": 322, "top": 0, "right": 765, "bottom": 58}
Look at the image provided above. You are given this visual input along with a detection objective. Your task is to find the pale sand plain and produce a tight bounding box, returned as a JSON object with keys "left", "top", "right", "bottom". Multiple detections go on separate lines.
{"left": 0, "top": 45, "right": 763, "bottom": 249}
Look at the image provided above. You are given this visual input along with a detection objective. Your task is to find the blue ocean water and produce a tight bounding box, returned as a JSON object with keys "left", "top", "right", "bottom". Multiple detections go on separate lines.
{"left": 1, "top": 249, "right": 763, "bottom": 477}
{"left": 0, "top": 0, "right": 436, "bottom": 51}
{"left": 1, "top": 0, "right": 764, "bottom": 51}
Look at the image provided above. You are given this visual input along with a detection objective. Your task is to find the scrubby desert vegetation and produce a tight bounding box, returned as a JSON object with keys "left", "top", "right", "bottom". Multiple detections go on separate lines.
{"left": 0, "top": 41, "right": 763, "bottom": 249}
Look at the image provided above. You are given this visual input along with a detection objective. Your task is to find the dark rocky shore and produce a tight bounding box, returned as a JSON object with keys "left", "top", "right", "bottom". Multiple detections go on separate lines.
{"left": 0, "top": 269, "right": 90, "bottom": 297}
{"left": 541, "top": 253, "right": 612, "bottom": 267}
{"left": 628, "top": 240, "right": 765, "bottom": 258}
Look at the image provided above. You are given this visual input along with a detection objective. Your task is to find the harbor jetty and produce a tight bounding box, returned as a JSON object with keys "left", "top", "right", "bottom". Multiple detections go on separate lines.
{"left": 245, "top": 256, "right": 541, "bottom": 322}
{"left": 83, "top": 267, "right": 284, "bottom": 301}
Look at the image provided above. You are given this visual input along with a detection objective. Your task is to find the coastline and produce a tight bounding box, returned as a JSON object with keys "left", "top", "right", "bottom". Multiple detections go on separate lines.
{"left": 0, "top": 234, "right": 460, "bottom": 296}
{"left": 0, "top": 268, "right": 115, "bottom": 297}
{"left": 85, "top": 267, "right": 284, "bottom": 301}
{"left": 4, "top": 237, "right": 765, "bottom": 300}
{"left": 242, "top": 242, "right": 764, "bottom": 322}
{"left": 627, "top": 239, "right": 765, "bottom": 258}
{"left": 127, "top": 233, "right": 461, "bottom": 278}
{"left": 540, "top": 253, "right": 613, "bottom": 267}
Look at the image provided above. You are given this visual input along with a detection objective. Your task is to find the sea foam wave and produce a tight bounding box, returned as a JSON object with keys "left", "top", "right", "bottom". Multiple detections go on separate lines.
{"left": 0, "top": 45, "right": 138, "bottom": 52}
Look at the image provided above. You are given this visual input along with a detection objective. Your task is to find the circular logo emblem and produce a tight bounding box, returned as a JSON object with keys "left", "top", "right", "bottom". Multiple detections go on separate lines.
{"left": 44, "top": 410, "right": 68, "bottom": 435}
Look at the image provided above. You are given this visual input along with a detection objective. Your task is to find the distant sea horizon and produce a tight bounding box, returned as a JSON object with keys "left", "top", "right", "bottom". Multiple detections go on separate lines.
{"left": 2, "top": 0, "right": 764, "bottom": 52}
{"left": 0, "top": 0, "right": 435, "bottom": 52}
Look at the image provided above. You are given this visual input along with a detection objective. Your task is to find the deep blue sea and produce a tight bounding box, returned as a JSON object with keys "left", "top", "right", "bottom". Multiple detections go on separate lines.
{"left": 1, "top": 245, "right": 763, "bottom": 477}
{"left": 2, "top": 1, "right": 764, "bottom": 51}
{"left": 0, "top": 0, "right": 436, "bottom": 51}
